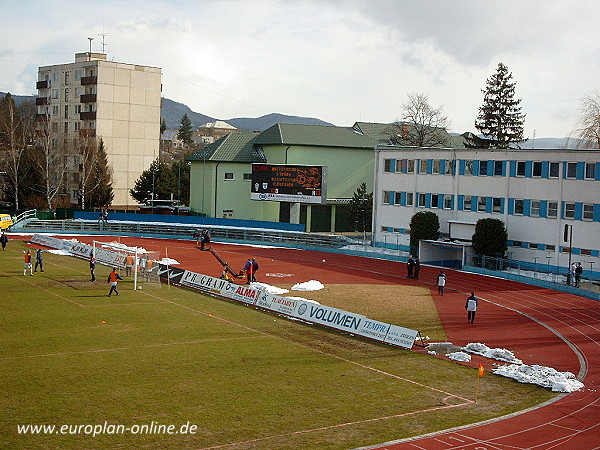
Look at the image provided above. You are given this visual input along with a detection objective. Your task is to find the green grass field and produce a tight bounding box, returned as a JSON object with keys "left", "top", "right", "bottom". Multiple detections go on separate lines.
{"left": 0, "top": 240, "right": 555, "bottom": 449}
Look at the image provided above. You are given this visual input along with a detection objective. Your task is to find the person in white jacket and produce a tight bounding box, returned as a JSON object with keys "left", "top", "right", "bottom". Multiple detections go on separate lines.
{"left": 436, "top": 270, "right": 446, "bottom": 295}
{"left": 465, "top": 292, "right": 478, "bottom": 323}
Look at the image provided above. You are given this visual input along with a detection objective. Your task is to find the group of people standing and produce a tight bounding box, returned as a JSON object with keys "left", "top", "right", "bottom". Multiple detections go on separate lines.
{"left": 193, "top": 229, "right": 211, "bottom": 250}
{"left": 570, "top": 262, "right": 583, "bottom": 287}
{"left": 242, "top": 258, "right": 259, "bottom": 284}
{"left": 406, "top": 256, "right": 421, "bottom": 279}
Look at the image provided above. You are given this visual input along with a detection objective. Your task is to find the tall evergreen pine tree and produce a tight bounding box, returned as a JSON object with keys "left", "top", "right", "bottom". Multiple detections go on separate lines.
{"left": 475, "top": 62, "right": 526, "bottom": 149}
{"left": 177, "top": 114, "right": 194, "bottom": 147}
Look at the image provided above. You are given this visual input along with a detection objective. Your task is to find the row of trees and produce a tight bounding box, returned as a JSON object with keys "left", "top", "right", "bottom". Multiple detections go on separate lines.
{"left": 389, "top": 62, "right": 599, "bottom": 150}
{"left": 0, "top": 93, "right": 113, "bottom": 210}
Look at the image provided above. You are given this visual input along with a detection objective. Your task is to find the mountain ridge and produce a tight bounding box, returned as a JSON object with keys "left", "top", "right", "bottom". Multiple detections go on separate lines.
{"left": 0, "top": 91, "right": 585, "bottom": 145}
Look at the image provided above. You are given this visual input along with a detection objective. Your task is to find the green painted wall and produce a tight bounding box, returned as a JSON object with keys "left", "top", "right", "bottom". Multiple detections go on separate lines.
{"left": 189, "top": 143, "right": 375, "bottom": 228}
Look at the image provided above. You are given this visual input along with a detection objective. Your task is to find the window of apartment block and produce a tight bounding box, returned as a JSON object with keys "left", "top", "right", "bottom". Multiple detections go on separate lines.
{"left": 547, "top": 201, "right": 558, "bottom": 218}
{"left": 516, "top": 161, "right": 526, "bottom": 176}
{"left": 479, "top": 160, "right": 488, "bottom": 176}
{"left": 514, "top": 199, "right": 524, "bottom": 215}
{"left": 64, "top": 88, "right": 70, "bottom": 102}
{"left": 566, "top": 162, "right": 577, "bottom": 179}
{"left": 74, "top": 122, "right": 80, "bottom": 132}
{"left": 533, "top": 161, "right": 542, "bottom": 177}
{"left": 52, "top": 105, "right": 58, "bottom": 116}
{"left": 564, "top": 202, "right": 575, "bottom": 219}
{"left": 443, "top": 194, "right": 453, "bottom": 209}
{"left": 419, "top": 159, "right": 427, "bottom": 174}
{"left": 493, "top": 197, "right": 502, "bottom": 213}
{"left": 530, "top": 200, "right": 540, "bottom": 217}
{"left": 465, "top": 160, "right": 474, "bottom": 175}
{"left": 51, "top": 139, "right": 58, "bottom": 149}
{"left": 63, "top": 122, "right": 68, "bottom": 133}
{"left": 549, "top": 162, "right": 560, "bottom": 178}
{"left": 464, "top": 195, "right": 472, "bottom": 211}
{"left": 583, "top": 204, "right": 594, "bottom": 221}
{"left": 384, "top": 159, "right": 393, "bottom": 173}
{"left": 432, "top": 160, "right": 441, "bottom": 174}
{"left": 75, "top": 87, "right": 83, "bottom": 97}
{"left": 224, "top": 172, "right": 234, "bottom": 181}
{"left": 431, "top": 194, "right": 439, "bottom": 208}
{"left": 494, "top": 160, "right": 503, "bottom": 176}
{"left": 74, "top": 70, "right": 82, "bottom": 81}
{"left": 406, "top": 192, "right": 414, "bottom": 206}
{"left": 64, "top": 105, "right": 69, "bottom": 119}
{"left": 445, "top": 160, "right": 455, "bottom": 175}
{"left": 243, "top": 173, "right": 252, "bottom": 181}
{"left": 394, "top": 192, "right": 401, "bottom": 205}
{"left": 74, "top": 105, "right": 81, "bottom": 114}
{"left": 478, "top": 196, "right": 487, "bottom": 212}
{"left": 585, "top": 162, "right": 596, "bottom": 179}
{"left": 51, "top": 89, "right": 58, "bottom": 99}
{"left": 51, "top": 122, "right": 58, "bottom": 132}
{"left": 52, "top": 72, "right": 59, "bottom": 83}
{"left": 418, "top": 193, "right": 426, "bottom": 207}
{"left": 382, "top": 191, "right": 391, "bottom": 204}
{"left": 64, "top": 71, "right": 70, "bottom": 85}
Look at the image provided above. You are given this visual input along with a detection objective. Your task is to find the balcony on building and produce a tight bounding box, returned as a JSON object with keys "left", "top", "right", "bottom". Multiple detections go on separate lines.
{"left": 35, "top": 114, "right": 49, "bottom": 122}
{"left": 36, "top": 80, "right": 49, "bottom": 89}
{"left": 80, "top": 76, "right": 97, "bottom": 86}
{"left": 80, "top": 111, "right": 97, "bottom": 121}
{"left": 35, "top": 97, "right": 49, "bottom": 105}
{"left": 80, "top": 93, "right": 97, "bottom": 103}
{"left": 79, "top": 129, "right": 96, "bottom": 138}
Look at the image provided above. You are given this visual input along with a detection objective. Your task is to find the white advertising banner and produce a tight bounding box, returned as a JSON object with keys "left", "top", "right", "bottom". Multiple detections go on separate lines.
{"left": 293, "top": 302, "right": 366, "bottom": 334}
{"left": 31, "top": 234, "right": 74, "bottom": 252}
{"left": 384, "top": 325, "right": 420, "bottom": 348}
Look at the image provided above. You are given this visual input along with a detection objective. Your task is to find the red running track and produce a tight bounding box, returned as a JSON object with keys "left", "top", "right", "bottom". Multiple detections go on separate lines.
{"left": 26, "top": 235, "right": 600, "bottom": 449}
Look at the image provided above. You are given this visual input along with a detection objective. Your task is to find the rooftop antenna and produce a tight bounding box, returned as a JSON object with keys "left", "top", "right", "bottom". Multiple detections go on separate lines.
{"left": 87, "top": 37, "right": 94, "bottom": 60}
{"left": 98, "top": 32, "right": 109, "bottom": 54}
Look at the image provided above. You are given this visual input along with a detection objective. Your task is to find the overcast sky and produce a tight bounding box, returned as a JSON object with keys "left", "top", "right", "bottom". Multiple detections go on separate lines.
{"left": 1, "top": 0, "right": 598, "bottom": 138}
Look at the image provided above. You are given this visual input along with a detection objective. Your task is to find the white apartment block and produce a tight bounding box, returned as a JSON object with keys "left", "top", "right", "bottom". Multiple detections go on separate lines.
{"left": 373, "top": 146, "right": 600, "bottom": 275}
{"left": 36, "top": 52, "right": 162, "bottom": 206}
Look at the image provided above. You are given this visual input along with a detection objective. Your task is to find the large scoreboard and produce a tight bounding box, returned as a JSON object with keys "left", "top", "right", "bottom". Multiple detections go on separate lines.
{"left": 251, "top": 164, "right": 327, "bottom": 204}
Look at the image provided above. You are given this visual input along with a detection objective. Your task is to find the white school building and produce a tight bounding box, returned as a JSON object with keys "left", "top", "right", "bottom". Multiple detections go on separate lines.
{"left": 372, "top": 146, "right": 600, "bottom": 276}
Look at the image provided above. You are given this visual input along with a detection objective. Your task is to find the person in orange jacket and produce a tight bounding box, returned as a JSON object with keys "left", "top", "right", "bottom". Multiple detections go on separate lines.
{"left": 107, "top": 267, "right": 123, "bottom": 297}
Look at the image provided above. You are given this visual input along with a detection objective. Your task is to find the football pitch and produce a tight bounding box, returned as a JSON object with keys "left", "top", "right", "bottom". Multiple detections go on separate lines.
{"left": 0, "top": 239, "right": 555, "bottom": 449}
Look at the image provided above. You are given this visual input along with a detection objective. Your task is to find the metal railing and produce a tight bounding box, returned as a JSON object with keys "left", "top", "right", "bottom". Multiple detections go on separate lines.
{"left": 17, "top": 219, "right": 350, "bottom": 249}
{"left": 469, "top": 254, "right": 599, "bottom": 298}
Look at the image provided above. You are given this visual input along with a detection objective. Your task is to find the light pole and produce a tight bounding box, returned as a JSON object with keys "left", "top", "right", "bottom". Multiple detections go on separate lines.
{"left": 564, "top": 224, "right": 573, "bottom": 285}
{"left": 546, "top": 255, "right": 553, "bottom": 282}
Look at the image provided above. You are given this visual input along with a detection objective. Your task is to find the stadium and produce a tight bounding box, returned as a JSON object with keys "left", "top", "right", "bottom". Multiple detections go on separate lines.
{"left": 1, "top": 223, "right": 598, "bottom": 449}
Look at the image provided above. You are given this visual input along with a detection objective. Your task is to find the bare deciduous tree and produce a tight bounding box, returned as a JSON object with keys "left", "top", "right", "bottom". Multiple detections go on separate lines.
{"left": 573, "top": 91, "right": 600, "bottom": 149}
{"left": 388, "top": 93, "right": 451, "bottom": 147}
{"left": 0, "top": 94, "right": 35, "bottom": 209}
{"left": 32, "top": 117, "right": 71, "bottom": 210}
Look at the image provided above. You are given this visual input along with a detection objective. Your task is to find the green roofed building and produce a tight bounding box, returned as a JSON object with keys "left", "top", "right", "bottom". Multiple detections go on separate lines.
{"left": 187, "top": 122, "right": 457, "bottom": 232}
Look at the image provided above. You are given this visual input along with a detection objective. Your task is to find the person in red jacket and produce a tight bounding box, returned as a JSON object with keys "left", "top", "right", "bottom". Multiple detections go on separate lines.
{"left": 243, "top": 258, "right": 253, "bottom": 284}
{"left": 23, "top": 250, "right": 33, "bottom": 276}
{"left": 107, "top": 268, "right": 123, "bottom": 297}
